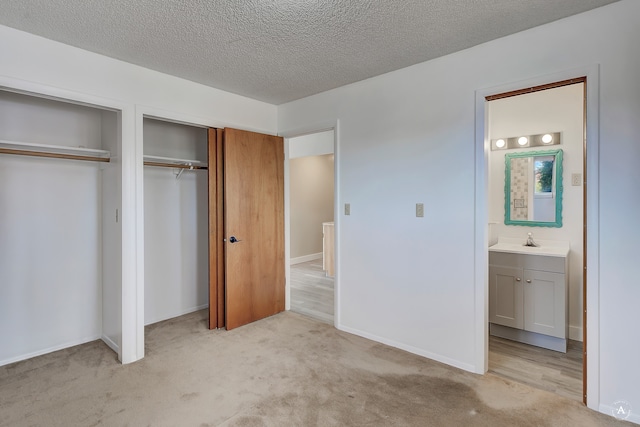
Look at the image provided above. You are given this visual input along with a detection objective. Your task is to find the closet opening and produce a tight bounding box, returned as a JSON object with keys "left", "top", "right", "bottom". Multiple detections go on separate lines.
{"left": 0, "top": 88, "right": 122, "bottom": 366}
{"left": 141, "top": 121, "right": 286, "bottom": 340}
{"left": 142, "top": 117, "right": 210, "bottom": 328}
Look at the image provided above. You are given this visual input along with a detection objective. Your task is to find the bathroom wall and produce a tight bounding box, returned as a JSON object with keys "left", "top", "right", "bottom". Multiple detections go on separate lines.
{"left": 488, "top": 83, "right": 584, "bottom": 341}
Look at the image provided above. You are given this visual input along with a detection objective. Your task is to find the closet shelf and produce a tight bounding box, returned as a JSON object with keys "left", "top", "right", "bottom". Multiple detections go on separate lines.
{"left": 0, "top": 139, "right": 111, "bottom": 163}
{"left": 143, "top": 155, "right": 208, "bottom": 170}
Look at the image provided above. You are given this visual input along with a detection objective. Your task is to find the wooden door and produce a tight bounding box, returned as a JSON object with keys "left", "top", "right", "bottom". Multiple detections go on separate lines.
{"left": 223, "top": 128, "right": 285, "bottom": 330}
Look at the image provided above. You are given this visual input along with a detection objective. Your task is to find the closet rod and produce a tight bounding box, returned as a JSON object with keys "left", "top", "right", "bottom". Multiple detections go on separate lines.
{"left": 143, "top": 161, "right": 208, "bottom": 170}
{"left": 0, "top": 147, "right": 110, "bottom": 163}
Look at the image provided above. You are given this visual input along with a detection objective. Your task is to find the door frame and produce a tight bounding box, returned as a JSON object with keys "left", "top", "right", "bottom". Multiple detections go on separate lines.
{"left": 280, "top": 121, "right": 340, "bottom": 328}
{"left": 474, "top": 65, "right": 600, "bottom": 410}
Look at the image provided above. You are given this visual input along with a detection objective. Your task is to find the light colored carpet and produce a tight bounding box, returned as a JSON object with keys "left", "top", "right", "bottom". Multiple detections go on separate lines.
{"left": 0, "top": 310, "right": 630, "bottom": 426}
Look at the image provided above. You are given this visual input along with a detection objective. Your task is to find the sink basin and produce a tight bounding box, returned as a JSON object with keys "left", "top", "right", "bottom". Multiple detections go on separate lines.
{"left": 489, "top": 237, "right": 569, "bottom": 257}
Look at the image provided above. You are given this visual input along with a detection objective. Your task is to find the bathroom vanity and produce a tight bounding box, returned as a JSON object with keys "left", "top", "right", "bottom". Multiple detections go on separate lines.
{"left": 489, "top": 237, "right": 569, "bottom": 352}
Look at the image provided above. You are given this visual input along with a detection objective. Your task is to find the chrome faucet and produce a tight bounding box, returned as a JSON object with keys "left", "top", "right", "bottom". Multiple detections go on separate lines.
{"left": 525, "top": 232, "right": 540, "bottom": 247}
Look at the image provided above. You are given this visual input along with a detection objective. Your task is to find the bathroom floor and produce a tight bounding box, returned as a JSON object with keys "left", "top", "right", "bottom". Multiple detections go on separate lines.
{"left": 489, "top": 335, "right": 583, "bottom": 401}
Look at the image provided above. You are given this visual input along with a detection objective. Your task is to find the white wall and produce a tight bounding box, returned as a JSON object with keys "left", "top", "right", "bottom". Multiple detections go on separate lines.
{"left": 289, "top": 130, "right": 334, "bottom": 159}
{"left": 278, "top": 1, "right": 640, "bottom": 422}
{"left": 488, "top": 84, "right": 584, "bottom": 341}
{"left": 0, "top": 23, "right": 277, "bottom": 364}
{"left": 143, "top": 119, "right": 209, "bottom": 325}
{"left": 0, "top": 26, "right": 276, "bottom": 134}
{"left": 289, "top": 154, "right": 334, "bottom": 261}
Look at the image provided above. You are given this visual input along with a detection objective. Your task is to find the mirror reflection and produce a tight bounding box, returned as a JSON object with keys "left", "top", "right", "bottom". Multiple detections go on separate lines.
{"left": 505, "top": 149, "right": 563, "bottom": 227}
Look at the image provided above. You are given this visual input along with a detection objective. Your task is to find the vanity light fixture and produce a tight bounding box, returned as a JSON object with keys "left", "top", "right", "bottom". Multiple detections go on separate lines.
{"left": 490, "top": 132, "right": 562, "bottom": 151}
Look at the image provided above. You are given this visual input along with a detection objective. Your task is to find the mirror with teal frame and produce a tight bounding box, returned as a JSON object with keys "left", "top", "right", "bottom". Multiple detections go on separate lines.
{"left": 504, "top": 149, "right": 563, "bottom": 227}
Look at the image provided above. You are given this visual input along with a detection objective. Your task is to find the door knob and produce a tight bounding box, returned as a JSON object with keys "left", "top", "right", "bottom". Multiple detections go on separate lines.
{"left": 229, "top": 236, "right": 241, "bottom": 243}
{"left": 516, "top": 277, "right": 521, "bottom": 282}
{"left": 526, "top": 279, "right": 532, "bottom": 283}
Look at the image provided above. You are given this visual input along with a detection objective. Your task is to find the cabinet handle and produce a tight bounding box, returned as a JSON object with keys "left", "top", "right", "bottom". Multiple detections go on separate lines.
{"left": 526, "top": 279, "right": 532, "bottom": 283}
{"left": 516, "top": 277, "right": 521, "bottom": 282}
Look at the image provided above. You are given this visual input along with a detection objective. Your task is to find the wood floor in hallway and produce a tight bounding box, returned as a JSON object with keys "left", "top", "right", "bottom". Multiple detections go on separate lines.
{"left": 290, "top": 258, "right": 334, "bottom": 324}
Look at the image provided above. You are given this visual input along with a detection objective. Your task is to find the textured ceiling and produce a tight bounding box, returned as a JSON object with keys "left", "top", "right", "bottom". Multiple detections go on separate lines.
{"left": 0, "top": 0, "right": 619, "bottom": 104}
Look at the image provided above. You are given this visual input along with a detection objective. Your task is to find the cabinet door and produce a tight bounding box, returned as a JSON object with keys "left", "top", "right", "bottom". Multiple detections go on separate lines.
{"left": 523, "top": 270, "right": 565, "bottom": 338}
{"left": 489, "top": 266, "right": 524, "bottom": 329}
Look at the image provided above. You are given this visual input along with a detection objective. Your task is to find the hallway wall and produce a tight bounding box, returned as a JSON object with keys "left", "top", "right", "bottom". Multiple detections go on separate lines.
{"left": 290, "top": 154, "right": 334, "bottom": 261}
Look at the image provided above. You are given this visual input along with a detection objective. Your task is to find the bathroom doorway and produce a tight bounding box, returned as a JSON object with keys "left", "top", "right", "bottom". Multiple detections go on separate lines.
{"left": 286, "top": 130, "right": 336, "bottom": 325}
{"left": 485, "top": 79, "right": 586, "bottom": 403}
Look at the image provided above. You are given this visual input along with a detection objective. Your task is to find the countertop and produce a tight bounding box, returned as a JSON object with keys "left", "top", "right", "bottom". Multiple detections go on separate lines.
{"left": 489, "top": 237, "right": 570, "bottom": 257}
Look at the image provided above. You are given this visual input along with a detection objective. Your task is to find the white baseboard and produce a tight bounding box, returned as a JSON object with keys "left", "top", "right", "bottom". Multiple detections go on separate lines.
{"left": 337, "top": 323, "right": 476, "bottom": 373}
{"left": 490, "top": 323, "right": 567, "bottom": 352}
{"left": 101, "top": 334, "right": 120, "bottom": 357}
{"left": 569, "top": 325, "right": 584, "bottom": 342}
{"left": 145, "top": 304, "right": 209, "bottom": 326}
{"left": 290, "top": 252, "right": 322, "bottom": 265}
{"left": 0, "top": 334, "right": 102, "bottom": 367}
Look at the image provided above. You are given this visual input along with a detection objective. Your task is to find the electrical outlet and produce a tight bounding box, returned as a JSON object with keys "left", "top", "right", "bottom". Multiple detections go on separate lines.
{"left": 571, "top": 173, "right": 582, "bottom": 186}
{"left": 345, "top": 203, "right": 351, "bottom": 215}
{"left": 416, "top": 203, "right": 424, "bottom": 218}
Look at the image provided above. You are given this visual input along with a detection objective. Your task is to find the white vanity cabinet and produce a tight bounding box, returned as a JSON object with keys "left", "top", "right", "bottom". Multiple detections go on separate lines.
{"left": 489, "top": 241, "right": 569, "bottom": 352}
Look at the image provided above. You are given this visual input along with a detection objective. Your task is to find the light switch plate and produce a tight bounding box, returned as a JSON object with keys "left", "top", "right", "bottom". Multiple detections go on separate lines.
{"left": 345, "top": 203, "right": 351, "bottom": 215}
{"left": 571, "top": 173, "right": 582, "bottom": 186}
{"left": 416, "top": 203, "right": 424, "bottom": 217}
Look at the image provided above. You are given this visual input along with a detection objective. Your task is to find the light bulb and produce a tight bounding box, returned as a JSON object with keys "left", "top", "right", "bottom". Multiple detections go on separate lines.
{"left": 542, "top": 134, "right": 553, "bottom": 144}
{"left": 496, "top": 139, "right": 506, "bottom": 148}
{"left": 518, "top": 136, "right": 528, "bottom": 146}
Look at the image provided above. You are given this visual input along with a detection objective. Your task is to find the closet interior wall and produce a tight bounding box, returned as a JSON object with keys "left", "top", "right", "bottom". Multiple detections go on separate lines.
{"left": 0, "top": 90, "right": 121, "bottom": 366}
{"left": 143, "top": 118, "right": 209, "bottom": 325}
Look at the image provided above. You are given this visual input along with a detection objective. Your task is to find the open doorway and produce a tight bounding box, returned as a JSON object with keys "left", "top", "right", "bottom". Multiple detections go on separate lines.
{"left": 485, "top": 80, "right": 586, "bottom": 402}
{"left": 287, "top": 130, "right": 335, "bottom": 324}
